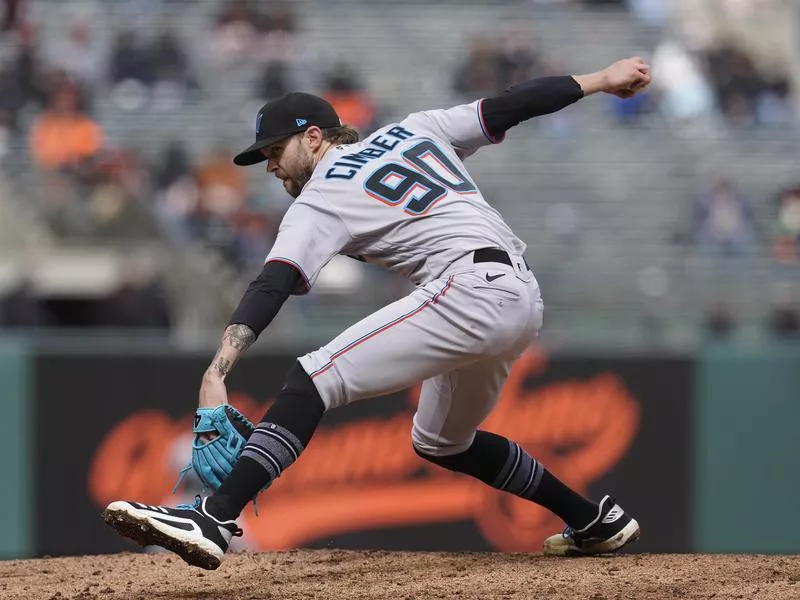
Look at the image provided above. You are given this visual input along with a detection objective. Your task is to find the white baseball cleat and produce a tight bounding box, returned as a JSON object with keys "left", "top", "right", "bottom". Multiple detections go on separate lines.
{"left": 102, "top": 495, "right": 242, "bottom": 570}
{"left": 543, "top": 495, "right": 640, "bottom": 556}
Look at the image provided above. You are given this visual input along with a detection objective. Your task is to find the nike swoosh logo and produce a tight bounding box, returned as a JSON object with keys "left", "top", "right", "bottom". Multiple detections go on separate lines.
{"left": 485, "top": 273, "right": 506, "bottom": 282}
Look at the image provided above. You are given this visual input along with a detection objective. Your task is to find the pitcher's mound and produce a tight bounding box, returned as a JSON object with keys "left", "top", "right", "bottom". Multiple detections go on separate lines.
{"left": 1, "top": 550, "right": 798, "bottom": 599}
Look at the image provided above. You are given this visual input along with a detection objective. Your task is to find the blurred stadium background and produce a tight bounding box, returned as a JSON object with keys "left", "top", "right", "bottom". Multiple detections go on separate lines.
{"left": 0, "top": 0, "right": 798, "bottom": 561}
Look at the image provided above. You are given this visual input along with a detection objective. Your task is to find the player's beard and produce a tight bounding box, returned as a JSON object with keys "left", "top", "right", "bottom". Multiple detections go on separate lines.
{"left": 285, "top": 148, "right": 315, "bottom": 198}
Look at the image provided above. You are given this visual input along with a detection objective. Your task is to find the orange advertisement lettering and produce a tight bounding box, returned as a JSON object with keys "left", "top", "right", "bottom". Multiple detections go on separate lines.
{"left": 88, "top": 350, "right": 640, "bottom": 551}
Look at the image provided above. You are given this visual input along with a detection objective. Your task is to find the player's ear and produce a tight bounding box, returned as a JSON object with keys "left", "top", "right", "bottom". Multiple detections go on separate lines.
{"left": 304, "top": 126, "right": 324, "bottom": 152}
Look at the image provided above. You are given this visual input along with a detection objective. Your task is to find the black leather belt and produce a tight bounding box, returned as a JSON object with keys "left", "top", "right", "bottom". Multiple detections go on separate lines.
{"left": 473, "top": 248, "right": 529, "bottom": 270}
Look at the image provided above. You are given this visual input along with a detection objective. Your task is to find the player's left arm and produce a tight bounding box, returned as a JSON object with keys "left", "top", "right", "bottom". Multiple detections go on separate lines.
{"left": 480, "top": 56, "right": 651, "bottom": 140}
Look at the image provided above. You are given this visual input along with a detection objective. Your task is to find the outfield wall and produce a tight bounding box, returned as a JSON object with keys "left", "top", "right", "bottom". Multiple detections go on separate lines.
{"left": 1, "top": 341, "right": 797, "bottom": 557}
{"left": 0, "top": 340, "right": 31, "bottom": 559}
{"left": 694, "top": 344, "right": 800, "bottom": 553}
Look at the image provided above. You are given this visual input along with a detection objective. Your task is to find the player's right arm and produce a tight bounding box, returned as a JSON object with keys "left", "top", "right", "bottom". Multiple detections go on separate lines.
{"left": 415, "top": 57, "right": 651, "bottom": 158}
{"left": 480, "top": 57, "right": 651, "bottom": 138}
{"left": 198, "top": 263, "right": 300, "bottom": 408}
{"left": 199, "top": 190, "right": 352, "bottom": 408}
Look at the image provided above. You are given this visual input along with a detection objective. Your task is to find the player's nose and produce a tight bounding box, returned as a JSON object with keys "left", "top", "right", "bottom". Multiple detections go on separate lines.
{"left": 266, "top": 158, "right": 278, "bottom": 173}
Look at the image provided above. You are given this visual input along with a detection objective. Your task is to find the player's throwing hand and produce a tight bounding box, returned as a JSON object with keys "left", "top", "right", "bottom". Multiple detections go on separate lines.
{"left": 574, "top": 56, "right": 652, "bottom": 99}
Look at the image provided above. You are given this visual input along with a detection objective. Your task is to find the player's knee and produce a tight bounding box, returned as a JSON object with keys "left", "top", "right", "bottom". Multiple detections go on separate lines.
{"left": 284, "top": 361, "right": 324, "bottom": 406}
{"left": 296, "top": 352, "right": 347, "bottom": 411}
{"left": 411, "top": 425, "right": 472, "bottom": 463}
{"left": 412, "top": 439, "right": 473, "bottom": 474}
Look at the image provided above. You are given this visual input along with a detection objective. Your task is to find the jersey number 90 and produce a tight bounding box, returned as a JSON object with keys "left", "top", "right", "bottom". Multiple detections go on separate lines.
{"left": 364, "top": 140, "right": 476, "bottom": 215}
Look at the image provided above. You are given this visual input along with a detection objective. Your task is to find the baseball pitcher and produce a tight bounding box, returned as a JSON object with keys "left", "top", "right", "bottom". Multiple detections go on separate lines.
{"left": 104, "top": 57, "right": 652, "bottom": 569}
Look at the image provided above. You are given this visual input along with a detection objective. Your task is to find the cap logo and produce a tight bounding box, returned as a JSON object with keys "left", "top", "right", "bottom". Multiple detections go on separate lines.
{"left": 296, "top": 118, "right": 308, "bottom": 127}
{"left": 256, "top": 113, "right": 263, "bottom": 134}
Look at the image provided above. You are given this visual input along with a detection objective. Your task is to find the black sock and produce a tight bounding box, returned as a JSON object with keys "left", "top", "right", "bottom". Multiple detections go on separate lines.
{"left": 532, "top": 469, "right": 599, "bottom": 529}
{"left": 205, "top": 362, "right": 325, "bottom": 521}
{"left": 416, "top": 430, "right": 598, "bottom": 528}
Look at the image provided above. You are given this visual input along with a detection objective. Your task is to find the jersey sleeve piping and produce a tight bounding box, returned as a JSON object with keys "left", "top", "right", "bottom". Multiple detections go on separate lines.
{"left": 477, "top": 99, "right": 505, "bottom": 144}
{"left": 264, "top": 257, "right": 311, "bottom": 295}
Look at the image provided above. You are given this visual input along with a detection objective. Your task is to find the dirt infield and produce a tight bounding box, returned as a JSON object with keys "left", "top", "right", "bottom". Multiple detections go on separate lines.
{"left": 1, "top": 550, "right": 798, "bottom": 600}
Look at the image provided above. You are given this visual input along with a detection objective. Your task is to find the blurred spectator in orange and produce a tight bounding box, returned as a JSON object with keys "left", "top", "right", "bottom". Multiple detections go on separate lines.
{"left": 693, "top": 177, "right": 758, "bottom": 256}
{"left": 453, "top": 37, "right": 502, "bottom": 97}
{"left": 29, "top": 82, "right": 103, "bottom": 171}
{"left": 773, "top": 184, "right": 800, "bottom": 264}
{"left": 196, "top": 148, "right": 249, "bottom": 219}
{"left": 322, "top": 63, "right": 377, "bottom": 133}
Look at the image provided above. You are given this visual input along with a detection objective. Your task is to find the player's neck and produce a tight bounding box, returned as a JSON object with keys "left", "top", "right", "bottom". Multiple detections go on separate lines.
{"left": 311, "top": 141, "right": 335, "bottom": 171}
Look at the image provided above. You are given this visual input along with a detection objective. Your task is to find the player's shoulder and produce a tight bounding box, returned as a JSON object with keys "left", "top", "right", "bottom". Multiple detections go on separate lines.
{"left": 278, "top": 185, "right": 334, "bottom": 221}
{"left": 332, "top": 118, "right": 416, "bottom": 151}
{"left": 404, "top": 99, "right": 481, "bottom": 121}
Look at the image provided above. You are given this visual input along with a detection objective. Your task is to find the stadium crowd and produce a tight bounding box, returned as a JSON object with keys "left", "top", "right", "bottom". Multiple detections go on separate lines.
{"left": 0, "top": 0, "right": 797, "bottom": 336}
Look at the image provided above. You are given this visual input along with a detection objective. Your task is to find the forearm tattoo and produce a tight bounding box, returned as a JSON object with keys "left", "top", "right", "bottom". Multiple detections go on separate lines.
{"left": 212, "top": 356, "right": 232, "bottom": 377}
{"left": 223, "top": 324, "right": 256, "bottom": 351}
{"left": 210, "top": 325, "right": 256, "bottom": 378}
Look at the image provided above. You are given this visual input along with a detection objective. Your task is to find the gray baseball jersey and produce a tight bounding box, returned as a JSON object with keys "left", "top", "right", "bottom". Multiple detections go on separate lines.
{"left": 265, "top": 101, "right": 526, "bottom": 291}
{"left": 270, "top": 101, "right": 544, "bottom": 456}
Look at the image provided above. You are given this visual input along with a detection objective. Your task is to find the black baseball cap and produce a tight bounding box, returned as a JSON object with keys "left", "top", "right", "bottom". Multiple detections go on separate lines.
{"left": 233, "top": 92, "right": 341, "bottom": 166}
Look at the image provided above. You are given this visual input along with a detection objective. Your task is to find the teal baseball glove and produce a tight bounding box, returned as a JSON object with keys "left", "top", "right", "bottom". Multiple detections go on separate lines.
{"left": 174, "top": 404, "right": 255, "bottom": 492}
